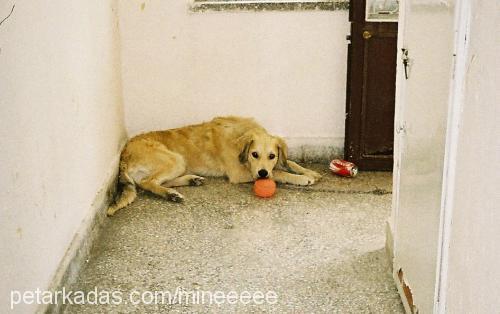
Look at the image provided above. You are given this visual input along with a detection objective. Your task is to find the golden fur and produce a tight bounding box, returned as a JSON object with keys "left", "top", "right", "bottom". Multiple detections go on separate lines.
{"left": 107, "top": 116, "right": 321, "bottom": 216}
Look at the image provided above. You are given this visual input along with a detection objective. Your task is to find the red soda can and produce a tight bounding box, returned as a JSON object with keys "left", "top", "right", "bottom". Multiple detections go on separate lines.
{"left": 329, "top": 159, "right": 358, "bottom": 177}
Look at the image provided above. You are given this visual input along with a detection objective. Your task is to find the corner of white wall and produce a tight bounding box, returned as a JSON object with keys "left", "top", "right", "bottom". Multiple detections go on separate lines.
{"left": 0, "top": 1, "right": 126, "bottom": 312}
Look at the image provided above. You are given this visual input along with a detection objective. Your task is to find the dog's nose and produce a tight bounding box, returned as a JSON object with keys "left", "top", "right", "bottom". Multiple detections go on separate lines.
{"left": 258, "top": 169, "right": 268, "bottom": 178}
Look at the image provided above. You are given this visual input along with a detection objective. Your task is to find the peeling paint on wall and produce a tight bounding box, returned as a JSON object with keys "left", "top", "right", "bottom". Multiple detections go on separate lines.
{"left": 398, "top": 268, "right": 418, "bottom": 313}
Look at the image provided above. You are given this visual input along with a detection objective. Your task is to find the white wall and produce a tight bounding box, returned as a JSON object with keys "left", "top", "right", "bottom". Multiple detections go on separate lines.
{"left": 118, "top": 1, "right": 349, "bottom": 151}
{"left": 444, "top": 1, "right": 500, "bottom": 312}
{"left": 0, "top": 1, "right": 125, "bottom": 312}
{"left": 391, "top": 2, "right": 455, "bottom": 313}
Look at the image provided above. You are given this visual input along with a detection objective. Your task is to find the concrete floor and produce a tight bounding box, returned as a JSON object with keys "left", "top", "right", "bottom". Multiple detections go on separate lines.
{"left": 65, "top": 164, "right": 403, "bottom": 313}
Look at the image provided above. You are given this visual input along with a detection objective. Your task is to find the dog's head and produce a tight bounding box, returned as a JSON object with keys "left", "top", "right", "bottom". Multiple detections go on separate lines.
{"left": 237, "top": 129, "right": 288, "bottom": 180}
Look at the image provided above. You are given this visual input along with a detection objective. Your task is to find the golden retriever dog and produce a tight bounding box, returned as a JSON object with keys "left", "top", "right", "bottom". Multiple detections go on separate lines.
{"left": 107, "top": 116, "right": 321, "bottom": 216}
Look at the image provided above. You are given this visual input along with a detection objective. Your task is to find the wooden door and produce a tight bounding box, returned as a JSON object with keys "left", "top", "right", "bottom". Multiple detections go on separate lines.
{"left": 344, "top": 0, "right": 398, "bottom": 171}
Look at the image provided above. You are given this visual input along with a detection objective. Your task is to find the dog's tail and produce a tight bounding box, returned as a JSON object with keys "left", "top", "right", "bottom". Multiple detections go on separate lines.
{"left": 107, "top": 166, "right": 137, "bottom": 217}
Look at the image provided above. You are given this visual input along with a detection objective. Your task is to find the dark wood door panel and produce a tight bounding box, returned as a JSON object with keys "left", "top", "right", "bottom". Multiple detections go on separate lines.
{"left": 345, "top": 0, "right": 397, "bottom": 171}
{"left": 362, "top": 24, "right": 397, "bottom": 157}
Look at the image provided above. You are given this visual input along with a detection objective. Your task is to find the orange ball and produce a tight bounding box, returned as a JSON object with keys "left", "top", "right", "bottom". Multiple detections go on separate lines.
{"left": 253, "top": 179, "right": 276, "bottom": 198}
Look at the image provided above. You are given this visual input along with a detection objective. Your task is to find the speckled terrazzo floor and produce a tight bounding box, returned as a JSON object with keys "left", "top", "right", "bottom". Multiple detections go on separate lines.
{"left": 64, "top": 164, "right": 403, "bottom": 313}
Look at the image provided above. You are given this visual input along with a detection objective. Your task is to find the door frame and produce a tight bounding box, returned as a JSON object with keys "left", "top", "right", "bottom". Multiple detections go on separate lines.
{"left": 433, "top": 1, "right": 471, "bottom": 313}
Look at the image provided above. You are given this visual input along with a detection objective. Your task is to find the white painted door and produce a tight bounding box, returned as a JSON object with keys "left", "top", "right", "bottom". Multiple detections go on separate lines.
{"left": 391, "top": 1, "right": 456, "bottom": 313}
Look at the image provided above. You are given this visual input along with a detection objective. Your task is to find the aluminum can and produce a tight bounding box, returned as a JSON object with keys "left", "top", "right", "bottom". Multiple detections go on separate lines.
{"left": 329, "top": 159, "right": 358, "bottom": 177}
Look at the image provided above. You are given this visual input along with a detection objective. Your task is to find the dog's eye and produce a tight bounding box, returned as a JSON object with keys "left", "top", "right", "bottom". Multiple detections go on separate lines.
{"left": 269, "top": 153, "right": 276, "bottom": 160}
{"left": 252, "top": 152, "right": 259, "bottom": 158}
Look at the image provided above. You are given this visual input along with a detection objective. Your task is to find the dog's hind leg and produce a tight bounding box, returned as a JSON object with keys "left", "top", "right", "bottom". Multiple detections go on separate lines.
{"left": 162, "top": 175, "right": 205, "bottom": 187}
{"left": 126, "top": 140, "right": 188, "bottom": 202}
{"left": 107, "top": 183, "right": 137, "bottom": 216}
{"left": 138, "top": 170, "right": 185, "bottom": 202}
{"left": 107, "top": 167, "right": 138, "bottom": 216}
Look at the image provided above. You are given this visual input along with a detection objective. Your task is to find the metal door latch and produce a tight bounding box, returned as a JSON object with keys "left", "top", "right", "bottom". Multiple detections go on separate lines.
{"left": 401, "top": 48, "right": 410, "bottom": 79}
{"left": 396, "top": 122, "right": 407, "bottom": 134}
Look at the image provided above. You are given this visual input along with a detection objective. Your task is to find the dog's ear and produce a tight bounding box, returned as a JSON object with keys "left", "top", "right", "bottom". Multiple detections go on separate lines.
{"left": 236, "top": 132, "right": 254, "bottom": 164}
{"left": 275, "top": 136, "right": 289, "bottom": 169}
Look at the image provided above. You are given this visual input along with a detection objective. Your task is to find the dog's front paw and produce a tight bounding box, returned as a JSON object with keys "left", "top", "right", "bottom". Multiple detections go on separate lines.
{"left": 306, "top": 170, "right": 322, "bottom": 181}
{"left": 297, "top": 175, "right": 315, "bottom": 186}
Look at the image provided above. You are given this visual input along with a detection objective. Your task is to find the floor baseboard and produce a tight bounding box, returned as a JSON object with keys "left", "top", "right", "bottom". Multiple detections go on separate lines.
{"left": 38, "top": 155, "right": 120, "bottom": 314}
